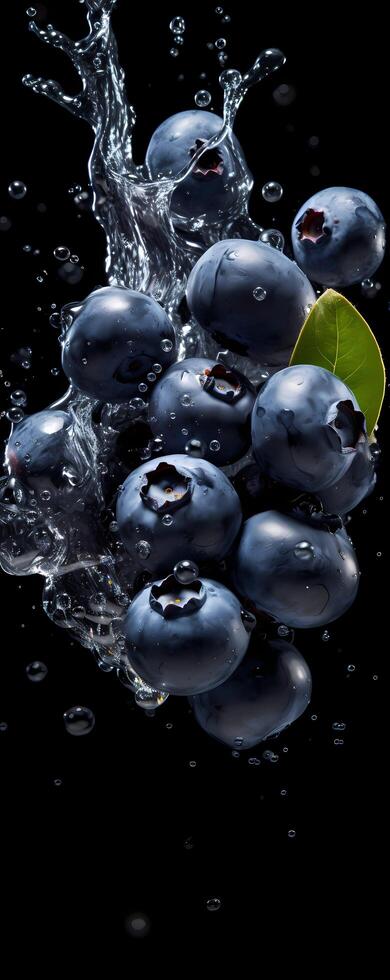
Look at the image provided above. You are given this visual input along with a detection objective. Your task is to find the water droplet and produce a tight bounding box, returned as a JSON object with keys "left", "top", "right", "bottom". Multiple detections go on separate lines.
{"left": 6, "top": 407, "right": 24, "bottom": 423}
{"left": 332, "top": 721, "right": 346, "bottom": 731}
{"left": 11, "top": 390, "right": 27, "bottom": 406}
{"left": 206, "top": 897, "right": 222, "bottom": 912}
{"left": 180, "top": 393, "right": 192, "bottom": 407}
{"left": 147, "top": 372, "right": 156, "bottom": 383}
{"left": 135, "top": 688, "right": 168, "bottom": 710}
{"left": 321, "top": 630, "right": 330, "bottom": 642}
{"left": 277, "top": 624, "right": 289, "bottom": 637}
{"left": 333, "top": 738, "right": 344, "bottom": 746}
{"left": 219, "top": 68, "right": 241, "bottom": 88}
{"left": 294, "top": 541, "right": 315, "bottom": 561}
{"left": 185, "top": 438, "right": 205, "bottom": 457}
{"left": 215, "top": 37, "right": 226, "bottom": 49}
{"left": 153, "top": 362, "right": 162, "bottom": 374}
{"left": 184, "top": 836, "right": 194, "bottom": 849}
{"left": 170, "top": 16, "right": 185, "bottom": 33}
{"left": 215, "top": 6, "right": 224, "bottom": 14}
{"left": 273, "top": 83, "right": 296, "bottom": 106}
{"left": 347, "top": 664, "right": 356, "bottom": 672}
{"left": 26, "top": 661, "right": 48, "bottom": 682}
{"left": 287, "top": 829, "right": 296, "bottom": 839}
{"left": 0, "top": 216, "right": 12, "bottom": 231}
{"left": 262, "top": 181, "right": 283, "bottom": 203}
{"left": 195, "top": 89, "right": 211, "bottom": 107}
{"left": 138, "top": 382, "right": 148, "bottom": 394}
{"left": 161, "top": 338, "right": 173, "bottom": 352}
{"left": 162, "top": 514, "right": 173, "bottom": 526}
{"left": 125, "top": 913, "right": 150, "bottom": 938}
{"left": 129, "top": 397, "right": 146, "bottom": 412}
{"left": 53, "top": 245, "right": 70, "bottom": 261}
{"left": 72, "top": 605, "right": 86, "bottom": 619}
{"left": 260, "top": 228, "right": 285, "bottom": 250}
{"left": 169, "top": 412, "right": 176, "bottom": 420}
{"left": 136, "top": 540, "right": 151, "bottom": 559}
{"left": 248, "top": 757, "right": 261, "bottom": 766}
{"left": 8, "top": 180, "right": 27, "bottom": 200}
{"left": 26, "top": 7, "right": 37, "bottom": 16}
{"left": 262, "top": 750, "right": 279, "bottom": 763}
{"left": 174, "top": 560, "right": 199, "bottom": 584}
{"left": 0, "top": 722, "right": 8, "bottom": 733}
{"left": 170, "top": 47, "right": 179, "bottom": 57}
{"left": 63, "top": 706, "right": 95, "bottom": 736}
{"left": 253, "top": 285, "right": 267, "bottom": 301}
{"left": 209, "top": 439, "right": 220, "bottom": 452}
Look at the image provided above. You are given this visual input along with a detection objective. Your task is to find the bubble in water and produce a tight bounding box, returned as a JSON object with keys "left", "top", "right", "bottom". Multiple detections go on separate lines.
{"left": 26, "top": 7, "right": 37, "bottom": 16}
{"left": 0, "top": 722, "right": 8, "bottom": 733}
{"left": 162, "top": 514, "right": 173, "bottom": 526}
{"left": 54, "top": 245, "right": 70, "bottom": 261}
{"left": 130, "top": 397, "right": 146, "bottom": 412}
{"left": 321, "top": 630, "right": 330, "bottom": 642}
{"left": 273, "top": 83, "right": 296, "bottom": 106}
{"left": 153, "top": 363, "right": 162, "bottom": 374}
{"left": 8, "top": 180, "right": 27, "bottom": 199}
{"left": 6, "top": 407, "right": 24, "bottom": 423}
{"left": 125, "top": 912, "right": 150, "bottom": 939}
{"left": 138, "top": 382, "right": 148, "bottom": 393}
{"left": 26, "top": 660, "right": 48, "bottom": 683}
{"left": 248, "top": 757, "right": 261, "bottom": 766}
{"left": 253, "top": 286, "right": 267, "bottom": 302}
{"left": 58, "top": 262, "right": 84, "bottom": 285}
{"left": 333, "top": 738, "right": 344, "bottom": 746}
{"left": 63, "top": 706, "right": 95, "bottom": 736}
{"left": 361, "top": 277, "right": 377, "bottom": 298}
{"left": 260, "top": 228, "right": 285, "bottom": 250}
{"left": 161, "top": 338, "right": 173, "bottom": 352}
{"left": 180, "top": 393, "right": 192, "bottom": 407}
{"left": 215, "top": 6, "right": 224, "bottom": 13}
{"left": 147, "top": 372, "right": 156, "bottom": 383}
{"left": 262, "top": 750, "right": 279, "bottom": 763}
{"left": 332, "top": 721, "right": 346, "bottom": 731}
{"left": 206, "top": 898, "right": 222, "bottom": 911}
{"left": 135, "top": 688, "right": 168, "bottom": 710}
{"left": 0, "top": 216, "right": 12, "bottom": 231}
{"left": 287, "top": 829, "right": 296, "bottom": 839}
{"left": 262, "top": 181, "right": 283, "bottom": 203}
{"left": 195, "top": 89, "right": 211, "bottom": 107}
{"left": 219, "top": 68, "right": 241, "bottom": 88}
{"left": 215, "top": 38, "right": 226, "bottom": 49}
{"left": 294, "top": 541, "right": 315, "bottom": 561}
{"left": 135, "top": 540, "right": 151, "bottom": 559}
{"left": 184, "top": 836, "right": 194, "bottom": 849}
{"left": 11, "top": 390, "right": 27, "bottom": 406}
{"left": 185, "top": 438, "right": 205, "bottom": 457}
{"left": 170, "top": 16, "right": 185, "bottom": 33}
{"left": 347, "top": 664, "right": 356, "bottom": 672}
{"left": 170, "top": 47, "right": 179, "bottom": 58}
{"left": 174, "top": 560, "right": 199, "bottom": 584}
{"left": 208, "top": 440, "right": 220, "bottom": 454}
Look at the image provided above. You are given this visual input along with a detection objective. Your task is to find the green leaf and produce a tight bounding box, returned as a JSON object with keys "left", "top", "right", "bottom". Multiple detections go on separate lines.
{"left": 289, "top": 289, "right": 386, "bottom": 436}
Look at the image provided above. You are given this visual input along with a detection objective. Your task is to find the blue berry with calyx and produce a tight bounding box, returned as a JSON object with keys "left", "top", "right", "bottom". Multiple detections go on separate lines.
{"left": 5, "top": 409, "right": 80, "bottom": 509}
{"left": 148, "top": 358, "right": 255, "bottom": 466}
{"left": 291, "top": 187, "right": 386, "bottom": 287}
{"left": 122, "top": 574, "right": 255, "bottom": 695}
{"left": 116, "top": 454, "right": 242, "bottom": 578}
{"left": 251, "top": 364, "right": 366, "bottom": 493}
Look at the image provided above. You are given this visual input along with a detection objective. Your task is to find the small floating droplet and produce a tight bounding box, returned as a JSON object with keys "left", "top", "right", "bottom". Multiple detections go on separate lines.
{"left": 253, "top": 285, "right": 267, "bottom": 301}
{"left": 195, "top": 89, "right": 211, "bottom": 107}
{"left": 63, "top": 706, "right": 95, "bottom": 736}
{"left": 26, "top": 660, "right": 48, "bottom": 683}
{"left": 174, "top": 560, "right": 199, "bottom": 584}
{"left": 262, "top": 181, "right": 283, "bottom": 203}
{"left": 8, "top": 180, "right": 27, "bottom": 200}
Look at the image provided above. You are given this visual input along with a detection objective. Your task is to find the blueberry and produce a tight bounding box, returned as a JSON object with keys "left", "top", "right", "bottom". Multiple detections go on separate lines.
{"left": 122, "top": 574, "right": 254, "bottom": 695}
{"left": 61, "top": 286, "right": 176, "bottom": 402}
{"left": 291, "top": 187, "right": 386, "bottom": 287}
{"left": 186, "top": 239, "right": 316, "bottom": 366}
{"left": 116, "top": 454, "right": 242, "bottom": 578}
{"left": 190, "top": 638, "right": 312, "bottom": 749}
{"left": 317, "top": 438, "right": 376, "bottom": 515}
{"left": 146, "top": 110, "right": 250, "bottom": 224}
{"left": 5, "top": 409, "right": 76, "bottom": 507}
{"left": 232, "top": 510, "right": 359, "bottom": 628}
{"left": 148, "top": 358, "right": 255, "bottom": 465}
{"left": 251, "top": 365, "right": 366, "bottom": 493}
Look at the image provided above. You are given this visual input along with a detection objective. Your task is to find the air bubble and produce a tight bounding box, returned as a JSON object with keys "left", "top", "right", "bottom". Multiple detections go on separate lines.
{"left": 215, "top": 38, "right": 226, "bottom": 49}
{"left": 161, "top": 338, "right": 173, "bottom": 352}
{"left": 6, "top": 407, "right": 24, "bottom": 423}
{"left": 162, "top": 514, "right": 173, "bottom": 526}
{"left": 138, "top": 382, "right": 148, "bottom": 393}
{"left": 260, "top": 228, "right": 285, "bottom": 250}
{"left": 321, "top": 630, "right": 330, "bottom": 642}
{"left": 153, "top": 363, "right": 162, "bottom": 374}
{"left": 26, "top": 661, "right": 48, "bottom": 682}
{"left": 8, "top": 180, "right": 27, "bottom": 199}
{"left": 170, "top": 47, "right": 179, "bottom": 57}
{"left": 209, "top": 439, "right": 220, "bottom": 452}
{"left": 136, "top": 540, "right": 151, "bottom": 559}
{"left": 174, "top": 560, "right": 199, "bottom": 584}
{"left": 180, "top": 393, "right": 192, "bottom": 407}
{"left": 287, "top": 829, "right": 296, "bottom": 839}
{"left": 294, "top": 541, "right": 315, "bottom": 560}
{"left": 262, "top": 181, "right": 283, "bottom": 203}
{"left": 195, "top": 90, "right": 211, "bottom": 107}
{"left": 63, "top": 706, "right": 95, "bottom": 736}
{"left": 219, "top": 69, "right": 241, "bottom": 88}
{"left": 332, "top": 721, "right": 346, "bottom": 731}
{"left": 273, "top": 83, "right": 296, "bottom": 106}
{"left": 185, "top": 438, "right": 205, "bottom": 457}
{"left": 253, "top": 286, "right": 267, "bottom": 301}
{"left": 147, "top": 372, "right": 156, "bottom": 383}
{"left": 206, "top": 897, "right": 222, "bottom": 911}
{"left": 170, "top": 16, "right": 185, "bottom": 33}
{"left": 54, "top": 246, "right": 70, "bottom": 261}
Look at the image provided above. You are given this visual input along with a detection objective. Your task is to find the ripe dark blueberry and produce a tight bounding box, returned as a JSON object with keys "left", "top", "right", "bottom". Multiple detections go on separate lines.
{"left": 148, "top": 358, "right": 255, "bottom": 465}
{"left": 122, "top": 574, "right": 253, "bottom": 695}
{"left": 146, "top": 110, "right": 249, "bottom": 224}
{"left": 190, "top": 638, "right": 312, "bottom": 749}
{"left": 186, "top": 239, "right": 316, "bottom": 367}
{"left": 317, "top": 438, "right": 376, "bottom": 515}
{"left": 61, "top": 286, "right": 176, "bottom": 402}
{"left": 5, "top": 410, "right": 78, "bottom": 508}
{"left": 116, "top": 454, "right": 242, "bottom": 578}
{"left": 251, "top": 365, "right": 366, "bottom": 493}
{"left": 232, "top": 510, "right": 359, "bottom": 628}
{"left": 291, "top": 187, "right": 386, "bottom": 287}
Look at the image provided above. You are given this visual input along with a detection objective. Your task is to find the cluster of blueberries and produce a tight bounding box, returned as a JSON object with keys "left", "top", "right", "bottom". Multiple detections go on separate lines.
{"left": 4, "top": 109, "right": 385, "bottom": 751}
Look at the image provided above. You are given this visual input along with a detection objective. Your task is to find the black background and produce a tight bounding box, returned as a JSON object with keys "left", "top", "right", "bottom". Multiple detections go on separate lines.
{"left": 0, "top": 0, "right": 387, "bottom": 962}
